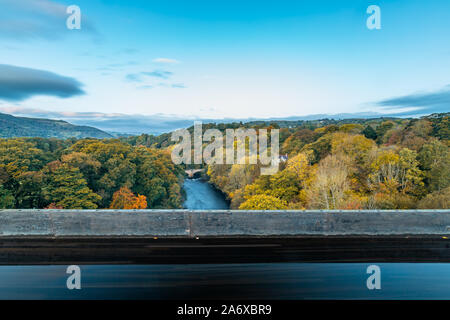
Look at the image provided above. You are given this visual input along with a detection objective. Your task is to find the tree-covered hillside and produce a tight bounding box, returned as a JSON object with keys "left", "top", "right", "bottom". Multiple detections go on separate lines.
{"left": 0, "top": 113, "right": 113, "bottom": 139}
{"left": 0, "top": 138, "right": 183, "bottom": 209}
{"left": 206, "top": 113, "right": 450, "bottom": 210}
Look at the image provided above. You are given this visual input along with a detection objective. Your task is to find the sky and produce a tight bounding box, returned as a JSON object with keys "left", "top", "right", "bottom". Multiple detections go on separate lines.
{"left": 0, "top": 0, "right": 449, "bottom": 122}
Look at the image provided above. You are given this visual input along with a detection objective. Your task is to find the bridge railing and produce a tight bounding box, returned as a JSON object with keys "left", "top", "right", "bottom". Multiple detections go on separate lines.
{"left": 1, "top": 209, "right": 449, "bottom": 237}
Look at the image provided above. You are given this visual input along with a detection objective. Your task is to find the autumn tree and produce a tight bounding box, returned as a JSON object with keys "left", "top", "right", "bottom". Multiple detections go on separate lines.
{"left": 338, "top": 123, "right": 364, "bottom": 134}
{"left": 306, "top": 154, "right": 351, "bottom": 209}
{"left": 281, "top": 129, "right": 316, "bottom": 155}
{"left": 417, "top": 187, "right": 450, "bottom": 209}
{"left": 368, "top": 148, "right": 424, "bottom": 195}
{"left": 0, "top": 139, "right": 49, "bottom": 177}
{"left": 109, "top": 186, "right": 147, "bottom": 209}
{"left": 399, "top": 119, "right": 433, "bottom": 151}
{"left": 239, "top": 194, "right": 288, "bottom": 210}
{"left": 331, "top": 133, "right": 376, "bottom": 192}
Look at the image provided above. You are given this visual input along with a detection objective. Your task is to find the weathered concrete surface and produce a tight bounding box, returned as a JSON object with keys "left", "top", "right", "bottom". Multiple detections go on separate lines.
{"left": 0, "top": 210, "right": 54, "bottom": 236}
{"left": 190, "top": 210, "right": 450, "bottom": 236}
{"left": 0, "top": 210, "right": 190, "bottom": 237}
{"left": 50, "top": 210, "right": 190, "bottom": 236}
{"left": 0, "top": 209, "right": 449, "bottom": 237}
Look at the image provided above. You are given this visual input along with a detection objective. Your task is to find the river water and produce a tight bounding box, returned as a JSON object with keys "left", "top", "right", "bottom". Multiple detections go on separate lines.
{"left": 183, "top": 178, "right": 229, "bottom": 210}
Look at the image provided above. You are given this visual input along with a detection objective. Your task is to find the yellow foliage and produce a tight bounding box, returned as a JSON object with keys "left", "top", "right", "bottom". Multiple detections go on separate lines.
{"left": 239, "top": 194, "right": 288, "bottom": 210}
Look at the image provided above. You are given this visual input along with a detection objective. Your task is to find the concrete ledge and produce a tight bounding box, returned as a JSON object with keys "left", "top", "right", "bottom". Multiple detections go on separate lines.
{"left": 50, "top": 210, "right": 190, "bottom": 236}
{"left": 0, "top": 209, "right": 449, "bottom": 237}
{"left": 0, "top": 210, "right": 52, "bottom": 236}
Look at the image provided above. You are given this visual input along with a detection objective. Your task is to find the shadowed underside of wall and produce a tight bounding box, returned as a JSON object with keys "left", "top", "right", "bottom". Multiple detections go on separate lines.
{"left": 0, "top": 209, "right": 449, "bottom": 237}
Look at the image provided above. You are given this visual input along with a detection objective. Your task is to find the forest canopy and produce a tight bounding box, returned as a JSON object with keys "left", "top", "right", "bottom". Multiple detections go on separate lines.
{"left": 206, "top": 113, "right": 450, "bottom": 210}
{"left": 0, "top": 113, "right": 448, "bottom": 210}
{"left": 0, "top": 138, "right": 183, "bottom": 209}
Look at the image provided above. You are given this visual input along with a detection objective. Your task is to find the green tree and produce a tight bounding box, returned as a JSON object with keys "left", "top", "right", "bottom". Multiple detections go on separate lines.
{"left": 61, "top": 152, "right": 101, "bottom": 189}
{"left": 0, "top": 185, "right": 15, "bottom": 208}
{"left": 14, "top": 171, "right": 45, "bottom": 208}
{"left": 418, "top": 139, "right": 450, "bottom": 192}
{"left": 362, "top": 125, "right": 377, "bottom": 140}
{"left": 430, "top": 114, "right": 450, "bottom": 140}
{"left": 375, "top": 121, "right": 395, "bottom": 144}
{"left": 133, "top": 148, "right": 183, "bottom": 208}
{"left": 44, "top": 163, "right": 101, "bottom": 209}
{"left": 301, "top": 134, "right": 333, "bottom": 163}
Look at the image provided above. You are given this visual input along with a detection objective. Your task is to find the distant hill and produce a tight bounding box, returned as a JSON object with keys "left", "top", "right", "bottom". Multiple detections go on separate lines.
{"left": 0, "top": 113, "right": 113, "bottom": 139}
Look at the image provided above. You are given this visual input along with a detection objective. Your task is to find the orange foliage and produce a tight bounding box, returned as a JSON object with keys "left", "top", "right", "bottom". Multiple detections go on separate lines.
{"left": 109, "top": 186, "right": 148, "bottom": 209}
{"left": 45, "top": 203, "right": 64, "bottom": 209}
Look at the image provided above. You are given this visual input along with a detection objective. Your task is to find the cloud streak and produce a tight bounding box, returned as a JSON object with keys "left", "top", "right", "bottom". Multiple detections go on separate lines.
{"left": 142, "top": 70, "right": 173, "bottom": 79}
{"left": 0, "top": 64, "right": 85, "bottom": 102}
{"left": 376, "top": 86, "right": 450, "bottom": 116}
{"left": 126, "top": 70, "right": 174, "bottom": 82}
{"left": 153, "top": 58, "right": 180, "bottom": 64}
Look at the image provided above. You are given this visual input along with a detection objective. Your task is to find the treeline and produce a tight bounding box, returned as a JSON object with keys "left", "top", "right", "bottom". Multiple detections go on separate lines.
{"left": 0, "top": 138, "right": 184, "bottom": 209}
{"left": 207, "top": 113, "right": 450, "bottom": 210}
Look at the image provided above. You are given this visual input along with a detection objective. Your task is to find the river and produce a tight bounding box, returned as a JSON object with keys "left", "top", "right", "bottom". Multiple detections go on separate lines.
{"left": 183, "top": 178, "right": 229, "bottom": 210}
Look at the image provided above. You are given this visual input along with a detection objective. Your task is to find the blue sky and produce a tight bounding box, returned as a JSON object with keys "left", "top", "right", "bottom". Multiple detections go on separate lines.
{"left": 0, "top": 0, "right": 449, "bottom": 120}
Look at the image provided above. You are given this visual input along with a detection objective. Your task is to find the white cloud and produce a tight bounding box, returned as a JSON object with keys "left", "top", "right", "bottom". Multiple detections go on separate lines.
{"left": 153, "top": 58, "right": 180, "bottom": 64}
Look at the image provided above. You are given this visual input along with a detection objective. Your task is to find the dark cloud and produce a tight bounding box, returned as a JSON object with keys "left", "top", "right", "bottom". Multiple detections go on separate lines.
{"left": 0, "top": 64, "right": 85, "bottom": 102}
{"left": 376, "top": 86, "right": 450, "bottom": 116}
